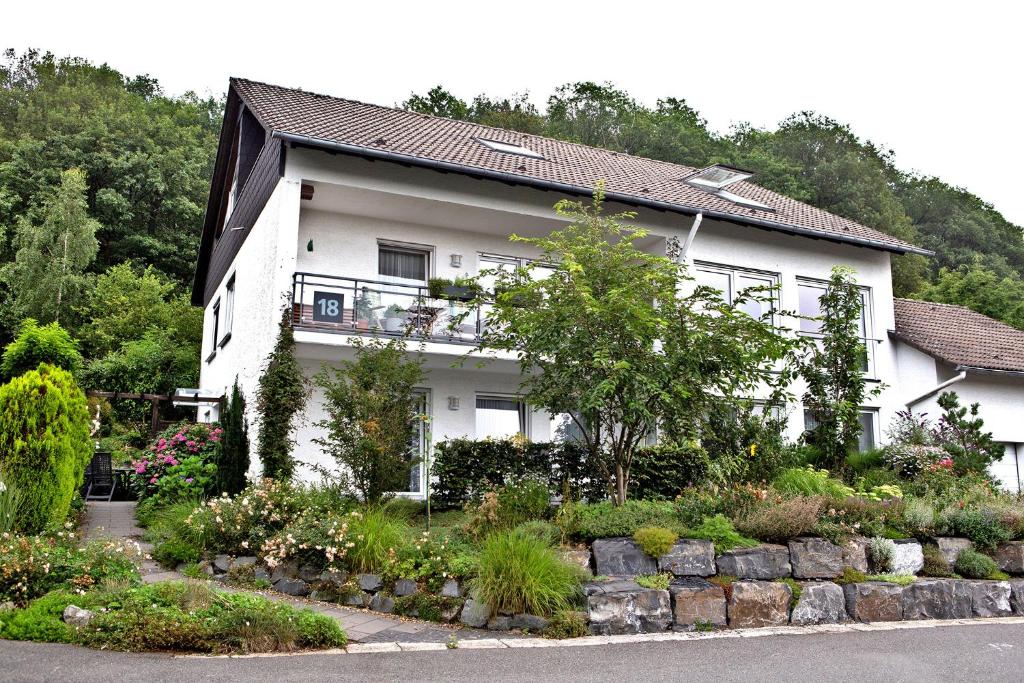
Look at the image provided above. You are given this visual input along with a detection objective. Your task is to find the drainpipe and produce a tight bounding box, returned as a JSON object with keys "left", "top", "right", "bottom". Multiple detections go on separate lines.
{"left": 679, "top": 213, "right": 703, "bottom": 260}
{"left": 904, "top": 370, "right": 967, "bottom": 409}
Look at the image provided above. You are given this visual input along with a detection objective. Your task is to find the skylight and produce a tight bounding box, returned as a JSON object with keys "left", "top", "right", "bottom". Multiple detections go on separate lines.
{"left": 717, "top": 189, "right": 773, "bottom": 211}
{"left": 684, "top": 165, "right": 753, "bottom": 190}
{"left": 476, "top": 138, "right": 544, "bottom": 159}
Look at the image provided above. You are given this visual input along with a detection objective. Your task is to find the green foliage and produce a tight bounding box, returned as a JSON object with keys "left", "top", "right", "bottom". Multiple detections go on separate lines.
{"left": 0, "top": 363, "right": 92, "bottom": 533}
{"left": 688, "top": 514, "right": 758, "bottom": 552}
{"left": 917, "top": 265, "right": 1024, "bottom": 331}
{"left": 471, "top": 529, "right": 583, "bottom": 617}
{"left": 800, "top": 267, "right": 880, "bottom": 470}
{"left": 699, "top": 402, "right": 793, "bottom": 485}
{"left": 130, "top": 422, "right": 221, "bottom": 503}
{"left": 935, "top": 392, "right": 1001, "bottom": 475}
{"left": 0, "top": 535, "right": 140, "bottom": 604}
{"left": 733, "top": 496, "right": 823, "bottom": 543}
{"left": 940, "top": 507, "right": 1011, "bottom": 551}
{"left": 255, "top": 309, "right": 307, "bottom": 480}
{"left": 776, "top": 577, "right": 802, "bottom": 608}
{"left": 431, "top": 437, "right": 602, "bottom": 509}
{"left": 835, "top": 567, "right": 867, "bottom": 585}
{"left": 772, "top": 467, "right": 855, "bottom": 499}
{"left": 845, "top": 448, "right": 885, "bottom": 474}
{"left": 632, "top": 527, "right": 678, "bottom": 558}
{"left": 0, "top": 590, "right": 78, "bottom": 642}
{"left": 635, "top": 573, "right": 672, "bottom": 590}
{"left": 344, "top": 508, "right": 408, "bottom": 573}
{"left": 866, "top": 573, "right": 917, "bottom": 586}
{"left": 954, "top": 549, "right": 1003, "bottom": 580}
{"left": 392, "top": 593, "right": 465, "bottom": 623}
{"left": 543, "top": 609, "right": 589, "bottom": 639}
{"left": 215, "top": 380, "right": 250, "bottom": 496}
{"left": 479, "top": 188, "right": 800, "bottom": 503}
{"left": 516, "top": 520, "right": 561, "bottom": 547}
{"left": 569, "top": 500, "right": 683, "bottom": 541}
{"left": 1, "top": 319, "right": 82, "bottom": 380}
{"left": 868, "top": 537, "right": 896, "bottom": 573}
{"left": 0, "top": 472, "right": 24, "bottom": 533}
{"left": 921, "top": 544, "right": 954, "bottom": 578}
{"left": 314, "top": 337, "right": 425, "bottom": 503}
{"left": 628, "top": 442, "right": 710, "bottom": 500}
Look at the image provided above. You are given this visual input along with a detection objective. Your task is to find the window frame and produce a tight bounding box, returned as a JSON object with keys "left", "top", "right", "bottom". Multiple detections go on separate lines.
{"left": 206, "top": 298, "right": 221, "bottom": 363}
{"left": 219, "top": 274, "right": 235, "bottom": 348}
{"left": 475, "top": 393, "right": 529, "bottom": 440}
{"left": 796, "top": 277, "right": 876, "bottom": 378}
{"left": 399, "top": 389, "right": 430, "bottom": 496}
{"left": 802, "top": 407, "right": 879, "bottom": 453}
{"left": 377, "top": 240, "right": 434, "bottom": 284}
{"left": 693, "top": 260, "right": 780, "bottom": 323}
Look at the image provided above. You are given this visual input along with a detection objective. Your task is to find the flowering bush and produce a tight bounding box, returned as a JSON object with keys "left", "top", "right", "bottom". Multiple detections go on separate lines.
{"left": 882, "top": 443, "right": 945, "bottom": 478}
{"left": 131, "top": 423, "right": 222, "bottom": 501}
{"left": 185, "top": 478, "right": 302, "bottom": 556}
{"left": 0, "top": 529, "right": 141, "bottom": 604}
{"left": 261, "top": 511, "right": 354, "bottom": 571}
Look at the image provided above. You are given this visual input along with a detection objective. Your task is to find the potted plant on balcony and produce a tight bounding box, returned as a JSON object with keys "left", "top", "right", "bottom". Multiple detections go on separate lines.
{"left": 383, "top": 304, "right": 406, "bottom": 333}
{"left": 354, "top": 293, "right": 375, "bottom": 330}
{"left": 428, "top": 277, "right": 481, "bottom": 302}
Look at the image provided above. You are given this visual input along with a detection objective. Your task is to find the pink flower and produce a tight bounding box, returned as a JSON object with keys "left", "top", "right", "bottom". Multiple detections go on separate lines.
{"left": 185, "top": 478, "right": 194, "bottom": 484}
{"left": 149, "top": 477, "right": 158, "bottom": 484}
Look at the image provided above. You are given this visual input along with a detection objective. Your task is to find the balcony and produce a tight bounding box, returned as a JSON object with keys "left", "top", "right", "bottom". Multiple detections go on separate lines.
{"left": 291, "top": 272, "right": 485, "bottom": 344}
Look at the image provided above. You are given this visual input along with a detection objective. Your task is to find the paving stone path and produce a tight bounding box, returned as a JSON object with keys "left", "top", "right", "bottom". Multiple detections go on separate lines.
{"left": 81, "top": 501, "right": 498, "bottom": 643}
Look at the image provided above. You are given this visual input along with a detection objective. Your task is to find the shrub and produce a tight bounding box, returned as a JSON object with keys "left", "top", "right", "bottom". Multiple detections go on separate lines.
{"left": 255, "top": 309, "right": 307, "bottom": 480}
{"left": 868, "top": 537, "right": 896, "bottom": 573}
{"left": 1, "top": 319, "right": 82, "bottom": 380}
{"left": 386, "top": 531, "right": 472, "bottom": 592}
{"left": 131, "top": 422, "right": 221, "bottom": 502}
{"left": 345, "top": 508, "right": 408, "bottom": 573}
{"left": 772, "top": 467, "right": 854, "bottom": 499}
{"left": 687, "top": 514, "right": 758, "bottom": 552}
{"left": 921, "top": 544, "right": 954, "bottom": 578}
{"left": 185, "top": 479, "right": 303, "bottom": 556}
{"left": 634, "top": 573, "right": 672, "bottom": 590}
{"left": 431, "top": 437, "right": 602, "bottom": 509}
{"left": 633, "top": 527, "right": 678, "bottom": 558}
{"left": 517, "top": 520, "right": 561, "bottom": 547}
{"left": 262, "top": 511, "right": 357, "bottom": 573}
{"left": 628, "top": 443, "right": 710, "bottom": 500}
{"left": 901, "top": 497, "right": 936, "bottom": 536}
{"left": 465, "top": 479, "right": 552, "bottom": 538}
{"left": 471, "top": 529, "right": 583, "bottom": 616}
{"left": 570, "top": 500, "right": 682, "bottom": 541}
{"left": 0, "top": 364, "right": 92, "bottom": 533}
{"left": 940, "top": 507, "right": 1012, "bottom": 551}
{"left": 845, "top": 448, "right": 885, "bottom": 474}
{"left": 215, "top": 380, "right": 250, "bottom": 496}
{"left": 543, "top": 609, "right": 588, "bottom": 639}
{"left": 883, "top": 444, "right": 945, "bottom": 478}
{"left": 733, "top": 496, "right": 823, "bottom": 543}
{"left": 0, "top": 589, "right": 79, "bottom": 642}
{"left": 954, "top": 548, "right": 1004, "bottom": 580}
{"left": 392, "top": 593, "right": 465, "bottom": 622}
{"left": 295, "top": 609, "right": 347, "bottom": 648}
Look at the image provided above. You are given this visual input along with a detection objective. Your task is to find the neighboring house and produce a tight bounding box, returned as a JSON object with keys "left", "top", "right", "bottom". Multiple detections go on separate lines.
{"left": 892, "top": 298, "right": 1024, "bottom": 493}
{"left": 192, "top": 77, "right": 952, "bottom": 494}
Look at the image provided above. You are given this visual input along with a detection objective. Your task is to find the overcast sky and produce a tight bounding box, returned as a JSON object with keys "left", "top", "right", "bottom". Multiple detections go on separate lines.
{"left": 5, "top": 1, "right": 1022, "bottom": 225}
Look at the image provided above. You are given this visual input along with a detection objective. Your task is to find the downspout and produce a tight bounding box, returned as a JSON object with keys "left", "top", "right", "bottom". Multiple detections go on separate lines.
{"left": 904, "top": 370, "right": 967, "bottom": 409}
{"left": 679, "top": 213, "right": 703, "bottom": 260}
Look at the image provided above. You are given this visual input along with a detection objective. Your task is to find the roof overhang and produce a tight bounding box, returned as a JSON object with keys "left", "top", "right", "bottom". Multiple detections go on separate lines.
{"left": 889, "top": 330, "right": 1024, "bottom": 378}
{"left": 271, "top": 131, "right": 935, "bottom": 258}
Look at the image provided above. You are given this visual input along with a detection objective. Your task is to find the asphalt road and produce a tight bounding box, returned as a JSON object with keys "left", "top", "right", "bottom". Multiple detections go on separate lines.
{"left": 2, "top": 622, "right": 1023, "bottom": 682}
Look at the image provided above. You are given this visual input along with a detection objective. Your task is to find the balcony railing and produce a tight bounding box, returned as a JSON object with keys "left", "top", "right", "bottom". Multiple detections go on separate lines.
{"left": 291, "top": 272, "right": 485, "bottom": 344}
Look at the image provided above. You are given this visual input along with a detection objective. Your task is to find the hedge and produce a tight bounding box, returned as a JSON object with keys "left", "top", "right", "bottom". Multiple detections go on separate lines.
{"left": 0, "top": 363, "right": 92, "bottom": 532}
{"left": 430, "top": 438, "right": 605, "bottom": 508}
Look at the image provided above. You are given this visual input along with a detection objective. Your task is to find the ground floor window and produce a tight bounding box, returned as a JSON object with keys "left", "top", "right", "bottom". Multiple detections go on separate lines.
{"left": 476, "top": 395, "right": 527, "bottom": 440}
{"left": 405, "top": 391, "right": 429, "bottom": 494}
{"left": 990, "top": 443, "right": 1023, "bottom": 494}
{"left": 802, "top": 408, "right": 878, "bottom": 452}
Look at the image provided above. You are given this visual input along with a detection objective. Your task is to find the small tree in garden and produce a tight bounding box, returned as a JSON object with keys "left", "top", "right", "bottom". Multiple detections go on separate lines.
{"left": 1, "top": 318, "right": 83, "bottom": 380}
{"left": 934, "top": 391, "right": 1001, "bottom": 475}
{"left": 216, "top": 380, "right": 250, "bottom": 495}
{"left": 255, "top": 308, "right": 307, "bottom": 480}
{"left": 479, "top": 186, "right": 802, "bottom": 505}
{"left": 0, "top": 363, "right": 92, "bottom": 533}
{"left": 800, "top": 266, "right": 879, "bottom": 470}
{"left": 313, "top": 338, "right": 426, "bottom": 504}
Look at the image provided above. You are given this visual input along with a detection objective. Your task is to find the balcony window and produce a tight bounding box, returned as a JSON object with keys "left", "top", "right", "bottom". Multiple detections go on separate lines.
{"left": 379, "top": 244, "right": 429, "bottom": 285}
{"left": 476, "top": 395, "right": 527, "bottom": 440}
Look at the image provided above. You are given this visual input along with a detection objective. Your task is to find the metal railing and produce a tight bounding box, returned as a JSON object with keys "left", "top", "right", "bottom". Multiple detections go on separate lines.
{"left": 291, "top": 272, "right": 486, "bottom": 344}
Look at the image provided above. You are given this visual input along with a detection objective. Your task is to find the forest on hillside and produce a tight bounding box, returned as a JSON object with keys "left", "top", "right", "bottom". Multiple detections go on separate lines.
{"left": 1, "top": 49, "right": 1023, "bottom": 403}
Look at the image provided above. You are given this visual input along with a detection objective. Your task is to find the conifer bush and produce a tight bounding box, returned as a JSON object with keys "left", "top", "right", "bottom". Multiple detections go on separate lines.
{"left": 1, "top": 319, "right": 83, "bottom": 380}
{"left": 0, "top": 364, "right": 92, "bottom": 533}
{"left": 216, "top": 380, "right": 250, "bottom": 495}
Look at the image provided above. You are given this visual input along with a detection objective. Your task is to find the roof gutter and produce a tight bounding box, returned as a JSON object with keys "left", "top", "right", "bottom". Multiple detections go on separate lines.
{"left": 271, "top": 131, "right": 934, "bottom": 257}
{"left": 955, "top": 365, "right": 1024, "bottom": 379}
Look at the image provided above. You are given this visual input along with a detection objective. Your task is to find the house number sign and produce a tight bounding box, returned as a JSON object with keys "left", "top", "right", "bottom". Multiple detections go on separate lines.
{"left": 313, "top": 291, "right": 345, "bottom": 323}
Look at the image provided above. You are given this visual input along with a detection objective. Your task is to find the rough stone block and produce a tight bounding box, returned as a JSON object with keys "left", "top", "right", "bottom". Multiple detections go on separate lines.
{"left": 561, "top": 549, "right": 593, "bottom": 574}
{"left": 62, "top": 605, "right": 95, "bottom": 626}
{"left": 510, "top": 613, "right": 549, "bottom": 631}
{"left": 230, "top": 556, "right": 257, "bottom": 571}
{"left": 459, "top": 598, "right": 489, "bottom": 628}
{"left": 936, "top": 538, "right": 973, "bottom": 567}
{"left": 669, "top": 578, "right": 727, "bottom": 630}
{"left": 591, "top": 538, "right": 658, "bottom": 577}
{"left": 969, "top": 580, "right": 1012, "bottom": 617}
{"left": 487, "top": 615, "right": 511, "bottom": 631}
{"left": 394, "top": 578, "right": 418, "bottom": 596}
{"left": 790, "top": 582, "right": 848, "bottom": 625}
{"left": 298, "top": 564, "right": 322, "bottom": 582}
{"left": 254, "top": 566, "right": 271, "bottom": 583}
{"left": 891, "top": 540, "right": 924, "bottom": 576}
{"left": 369, "top": 593, "right": 395, "bottom": 613}
{"left": 587, "top": 587, "right": 672, "bottom": 635}
{"left": 727, "top": 580, "right": 791, "bottom": 629}
{"left": 1007, "top": 579, "right": 1024, "bottom": 615}
{"left": 789, "top": 538, "right": 843, "bottom": 579}
{"left": 213, "top": 554, "right": 232, "bottom": 573}
{"left": 843, "top": 582, "right": 904, "bottom": 622}
{"left": 901, "top": 579, "right": 972, "bottom": 620}
{"left": 659, "top": 540, "right": 715, "bottom": 577}
{"left": 441, "top": 579, "right": 463, "bottom": 598}
{"left": 583, "top": 578, "right": 642, "bottom": 596}
{"left": 995, "top": 542, "right": 1024, "bottom": 575}
{"left": 842, "top": 537, "right": 869, "bottom": 573}
{"left": 318, "top": 570, "right": 348, "bottom": 586}
{"left": 270, "top": 561, "right": 298, "bottom": 584}
{"left": 357, "top": 573, "right": 382, "bottom": 592}
{"left": 716, "top": 544, "right": 792, "bottom": 579}
{"left": 274, "top": 578, "right": 309, "bottom": 597}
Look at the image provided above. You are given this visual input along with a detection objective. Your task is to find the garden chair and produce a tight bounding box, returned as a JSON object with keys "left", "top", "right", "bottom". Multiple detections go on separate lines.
{"left": 85, "top": 451, "right": 117, "bottom": 502}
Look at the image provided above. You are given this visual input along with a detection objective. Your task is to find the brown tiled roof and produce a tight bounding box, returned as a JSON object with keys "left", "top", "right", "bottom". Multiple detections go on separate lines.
{"left": 893, "top": 298, "right": 1024, "bottom": 373}
{"left": 230, "top": 77, "right": 930, "bottom": 256}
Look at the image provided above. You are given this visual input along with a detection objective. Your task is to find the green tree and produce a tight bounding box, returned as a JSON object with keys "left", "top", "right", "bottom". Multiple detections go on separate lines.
{"left": 254, "top": 309, "right": 307, "bottom": 480}
{"left": 480, "top": 187, "right": 801, "bottom": 504}
{"left": 800, "top": 267, "right": 880, "bottom": 469}
{"left": 935, "top": 391, "right": 1001, "bottom": 475}
{"left": 402, "top": 86, "right": 470, "bottom": 120}
{"left": 313, "top": 338, "right": 425, "bottom": 503}
{"left": 2, "top": 168, "right": 100, "bottom": 325}
{"left": 916, "top": 265, "right": 1024, "bottom": 330}
{"left": 1, "top": 318, "right": 82, "bottom": 380}
{"left": 77, "top": 262, "right": 177, "bottom": 357}
{"left": 0, "top": 363, "right": 92, "bottom": 533}
{"left": 216, "top": 380, "right": 250, "bottom": 496}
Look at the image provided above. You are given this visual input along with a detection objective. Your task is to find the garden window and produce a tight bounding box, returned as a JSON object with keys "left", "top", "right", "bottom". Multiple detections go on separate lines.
{"left": 693, "top": 262, "right": 777, "bottom": 320}
{"left": 404, "top": 391, "right": 429, "bottom": 494}
{"left": 802, "top": 408, "right": 878, "bottom": 452}
{"left": 220, "top": 274, "right": 235, "bottom": 347}
{"left": 797, "top": 279, "right": 874, "bottom": 375}
{"left": 476, "top": 395, "right": 527, "bottom": 440}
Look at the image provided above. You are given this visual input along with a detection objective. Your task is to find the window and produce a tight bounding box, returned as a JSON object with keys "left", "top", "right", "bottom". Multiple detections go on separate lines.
{"left": 476, "top": 138, "right": 544, "bottom": 159}
{"left": 476, "top": 395, "right": 527, "bottom": 439}
{"left": 550, "top": 412, "right": 586, "bottom": 444}
{"left": 803, "top": 408, "right": 878, "bottom": 452}
{"left": 684, "top": 165, "right": 752, "bottom": 190}
{"left": 207, "top": 299, "right": 220, "bottom": 362}
{"left": 220, "top": 275, "right": 235, "bottom": 347}
{"left": 379, "top": 244, "right": 430, "bottom": 284}
{"left": 694, "top": 262, "right": 778, "bottom": 319}
{"left": 404, "top": 392, "right": 429, "bottom": 494}
{"left": 990, "top": 444, "right": 1022, "bottom": 494}
{"left": 797, "top": 279, "right": 874, "bottom": 374}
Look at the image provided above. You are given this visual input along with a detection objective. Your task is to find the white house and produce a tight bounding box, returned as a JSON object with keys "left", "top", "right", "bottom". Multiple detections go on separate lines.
{"left": 191, "top": 77, "right": 1022, "bottom": 495}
